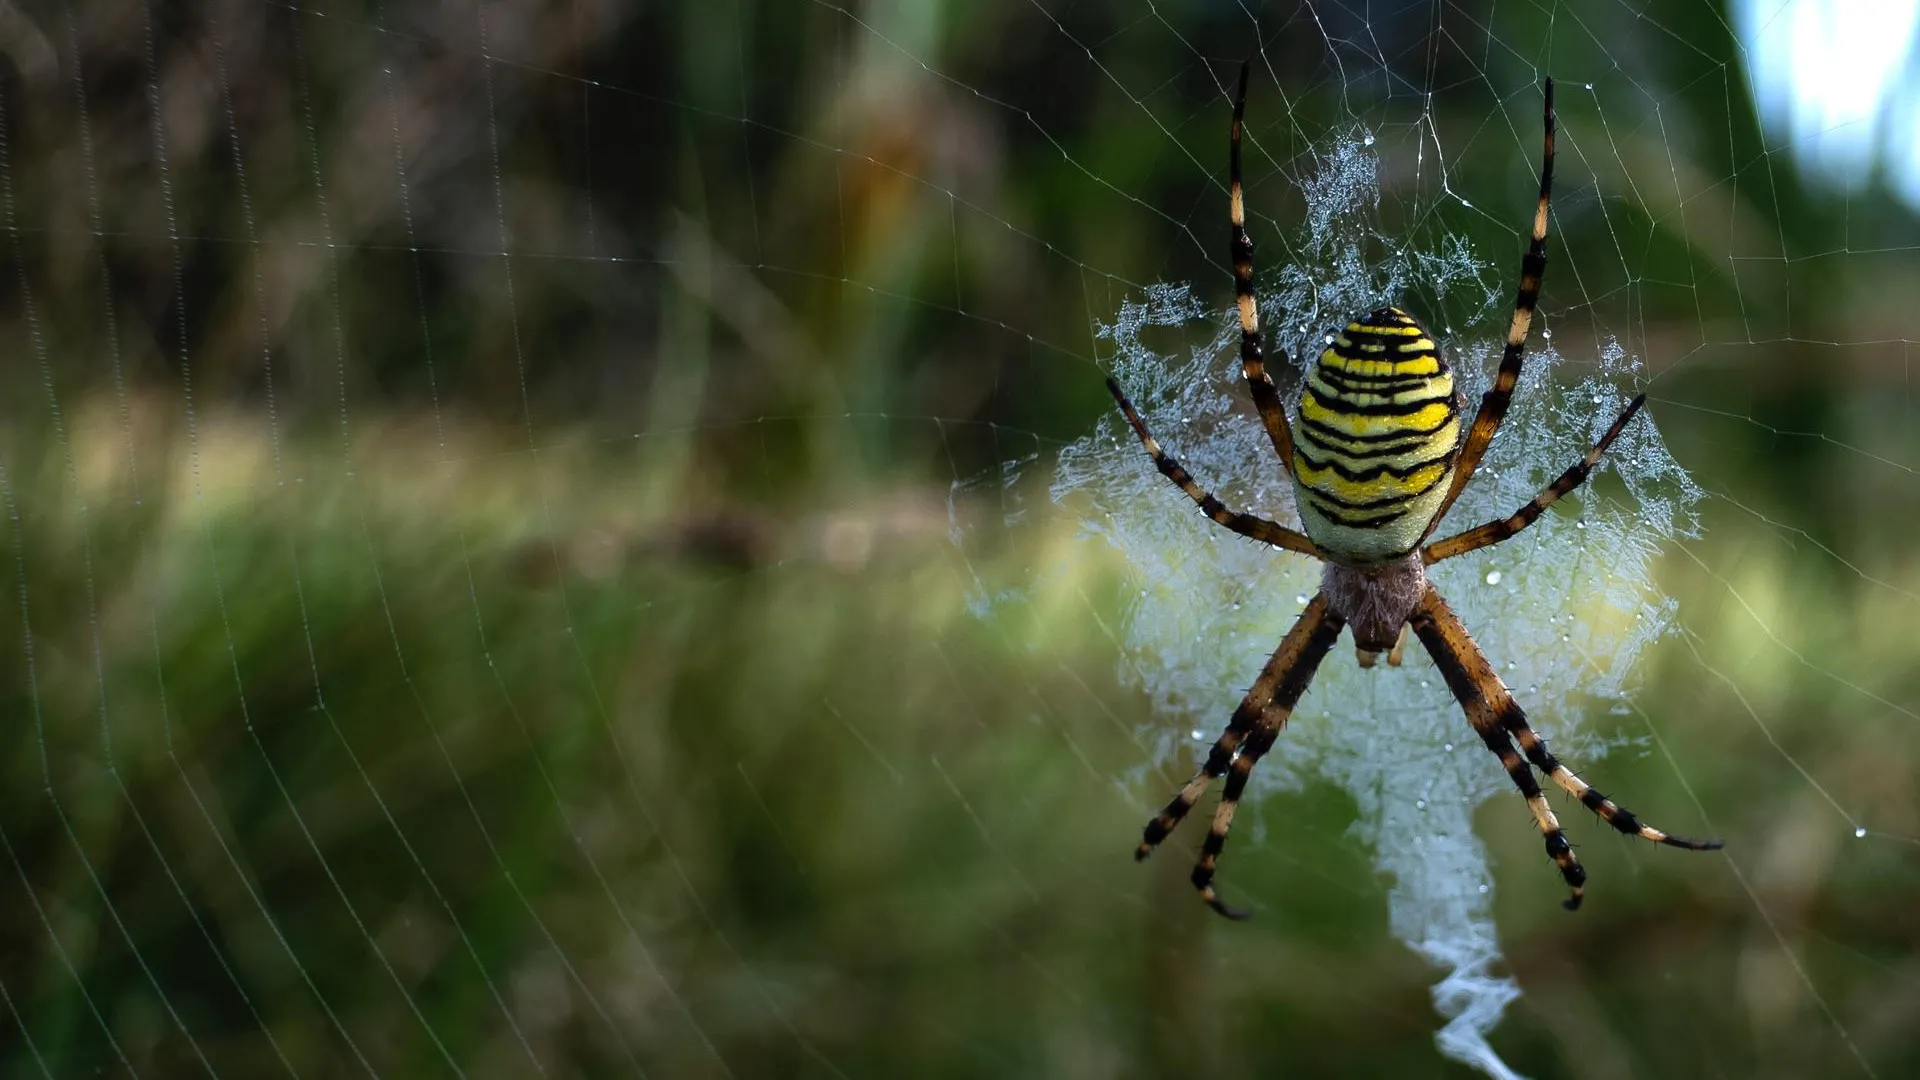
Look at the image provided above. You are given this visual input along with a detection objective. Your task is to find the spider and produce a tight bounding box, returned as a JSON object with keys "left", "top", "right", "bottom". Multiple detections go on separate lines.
{"left": 1107, "top": 64, "right": 1721, "bottom": 919}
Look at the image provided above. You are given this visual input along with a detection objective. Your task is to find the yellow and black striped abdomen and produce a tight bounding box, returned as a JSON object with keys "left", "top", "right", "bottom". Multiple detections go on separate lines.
{"left": 1290, "top": 306, "right": 1462, "bottom": 563}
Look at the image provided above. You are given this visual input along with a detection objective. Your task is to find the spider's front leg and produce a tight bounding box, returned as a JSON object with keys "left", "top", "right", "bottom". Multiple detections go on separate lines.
{"left": 1409, "top": 588, "right": 1588, "bottom": 906}
{"left": 1136, "top": 594, "right": 1344, "bottom": 919}
{"left": 1410, "top": 584, "right": 1721, "bottom": 910}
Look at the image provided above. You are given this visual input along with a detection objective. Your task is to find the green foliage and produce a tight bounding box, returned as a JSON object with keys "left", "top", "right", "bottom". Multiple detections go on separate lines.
{"left": 4, "top": 2, "right": 1920, "bottom": 1077}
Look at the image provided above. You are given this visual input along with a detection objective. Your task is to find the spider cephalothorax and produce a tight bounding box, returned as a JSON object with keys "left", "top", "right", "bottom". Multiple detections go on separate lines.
{"left": 1322, "top": 555, "right": 1425, "bottom": 657}
{"left": 1106, "top": 64, "right": 1720, "bottom": 920}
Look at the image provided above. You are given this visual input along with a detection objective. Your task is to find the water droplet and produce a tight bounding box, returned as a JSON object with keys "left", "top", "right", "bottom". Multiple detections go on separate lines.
{"left": 1584, "top": 82, "right": 1594, "bottom": 91}
{"left": 1416, "top": 799, "right": 1428, "bottom": 810}
{"left": 1443, "top": 742, "right": 1454, "bottom": 752}
{"left": 1231, "top": 602, "right": 1241, "bottom": 611}
{"left": 1478, "top": 884, "right": 1490, "bottom": 894}
{"left": 1191, "top": 729, "right": 1206, "bottom": 742}
{"left": 1542, "top": 328, "right": 1553, "bottom": 340}
{"left": 1484, "top": 570, "right": 1502, "bottom": 586}
{"left": 1460, "top": 197, "right": 1473, "bottom": 208}
{"left": 1295, "top": 595, "right": 1309, "bottom": 605}
{"left": 1363, "top": 132, "right": 1376, "bottom": 147}
{"left": 1854, "top": 826, "right": 1868, "bottom": 838}
{"left": 1575, "top": 521, "right": 1586, "bottom": 530}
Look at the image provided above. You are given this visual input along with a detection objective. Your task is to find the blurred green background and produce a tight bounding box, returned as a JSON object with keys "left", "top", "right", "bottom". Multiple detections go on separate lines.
{"left": 3, "top": 0, "right": 1919, "bottom": 1076}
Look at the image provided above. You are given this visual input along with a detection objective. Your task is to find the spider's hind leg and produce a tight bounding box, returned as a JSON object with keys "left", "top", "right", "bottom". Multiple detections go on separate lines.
{"left": 1229, "top": 61, "right": 1300, "bottom": 473}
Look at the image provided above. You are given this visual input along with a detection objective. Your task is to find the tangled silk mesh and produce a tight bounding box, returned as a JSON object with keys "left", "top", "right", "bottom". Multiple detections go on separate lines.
{"left": 1047, "top": 132, "right": 1703, "bottom": 1080}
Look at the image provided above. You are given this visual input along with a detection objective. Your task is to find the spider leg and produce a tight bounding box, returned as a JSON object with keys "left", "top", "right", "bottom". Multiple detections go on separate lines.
{"left": 1418, "top": 586, "right": 1720, "bottom": 852}
{"left": 1423, "top": 393, "right": 1646, "bottom": 564}
{"left": 1107, "top": 377, "right": 1319, "bottom": 557}
{"left": 1194, "top": 722, "right": 1284, "bottom": 919}
{"left": 1136, "top": 594, "right": 1339, "bottom": 855}
{"left": 1136, "top": 593, "right": 1344, "bottom": 919}
{"left": 1410, "top": 586, "right": 1587, "bottom": 908}
{"left": 1475, "top": 712, "right": 1587, "bottom": 908}
{"left": 1412, "top": 585, "right": 1721, "bottom": 910}
{"left": 1423, "top": 79, "right": 1556, "bottom": 543}
{"left": 1230, "top": 62, "right": 1299, "bottom": 474}
{"left": 1505, "top": 708, "right": 1723, "bottom": 852}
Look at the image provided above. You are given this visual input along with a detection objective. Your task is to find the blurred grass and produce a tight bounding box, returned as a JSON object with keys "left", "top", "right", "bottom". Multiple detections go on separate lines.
{"left": 4, "top": 0, "right": 1920, "bottom": 1077}
{"left": 3, "top": 387, "right": 1917, "bottom": 1077}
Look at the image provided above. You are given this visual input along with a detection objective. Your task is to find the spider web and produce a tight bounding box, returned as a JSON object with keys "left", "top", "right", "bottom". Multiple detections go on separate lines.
{"left": 1041, "top": 240, "right": 1699, "bottom": 1072}
{"left": 3, "top": 1, "right": 1918, "bottom": 1077}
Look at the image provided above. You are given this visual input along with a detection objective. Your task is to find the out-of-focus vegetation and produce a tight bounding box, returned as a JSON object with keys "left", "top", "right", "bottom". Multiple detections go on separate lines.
{"left": 2, "top": 1, "right": 1918, "bottom": 1077}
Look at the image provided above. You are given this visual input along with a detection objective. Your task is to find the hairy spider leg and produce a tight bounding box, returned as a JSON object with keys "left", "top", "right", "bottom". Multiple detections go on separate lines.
{"left": 1230, "top": 61, "right": 1299, "bottom": 472}
{"left": 1425, "top": 79, "right": 1556, "bottom": 542}
{"left": 1425, "top": 394, "right": 1647, "bottom": 564}
{"left": 1411, "top": 586, "right": 1721, "bottom": 910}
{"left": 1106, "top": 377, "right": 1319, "bottom": 558}
{"left": 1136, "top": 594, "right": 1344, "bottom": 919}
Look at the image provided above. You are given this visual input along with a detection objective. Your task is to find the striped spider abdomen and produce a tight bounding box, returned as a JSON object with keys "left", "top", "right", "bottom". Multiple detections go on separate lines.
{"left": 1291, "top": 307, "right": 1463, "bottom": 565}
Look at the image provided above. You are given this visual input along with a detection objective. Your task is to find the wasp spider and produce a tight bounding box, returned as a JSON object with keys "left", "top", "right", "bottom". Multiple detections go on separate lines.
{"left": 1107, "top": 65, "right": 1721, "bottom": 919}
